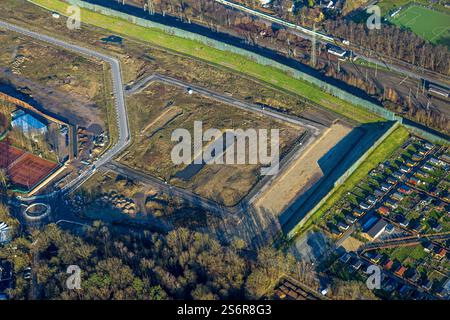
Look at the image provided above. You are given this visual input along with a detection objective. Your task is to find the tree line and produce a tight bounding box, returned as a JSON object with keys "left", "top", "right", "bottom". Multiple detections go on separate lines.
{"left": 2, "top": 221, "right": 309, "bottom": 300}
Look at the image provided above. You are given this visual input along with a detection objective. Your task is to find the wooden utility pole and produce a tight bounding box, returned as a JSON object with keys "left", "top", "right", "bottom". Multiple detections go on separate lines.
{"left": 310, "top": 23, "right": 317, "bottom": 68}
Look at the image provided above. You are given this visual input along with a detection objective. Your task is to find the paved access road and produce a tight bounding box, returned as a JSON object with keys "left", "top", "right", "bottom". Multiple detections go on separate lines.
{"left": 1, "top": 20, "right": 322, "bottom": 227}
{"left": 105, "top": 161, "right": 231, "bottom": 216}
{"left": 0, "top": 20, "right": 131, "bottom": 193}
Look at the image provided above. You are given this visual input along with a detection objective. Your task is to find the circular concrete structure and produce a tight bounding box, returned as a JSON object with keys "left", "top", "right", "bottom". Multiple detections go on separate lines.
{"left": 24, "top": 203, "right": 51, "bottom": 221}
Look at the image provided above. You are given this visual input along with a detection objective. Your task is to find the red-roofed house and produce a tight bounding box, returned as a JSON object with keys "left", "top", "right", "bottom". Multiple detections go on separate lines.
{"left": 384, "top": 259, "right": 394, "bottom": 271}
{"left": 395, "top": 265, "right": 407, "bottom": 277}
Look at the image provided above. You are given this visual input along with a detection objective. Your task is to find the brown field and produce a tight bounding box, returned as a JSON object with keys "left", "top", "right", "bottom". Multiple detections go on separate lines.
{"left": 120, "top": 82, "right": 304, "bottom": 206}
{"left": 0, "top": 29, "right": 110, "bottom": 136}
{"left": 0, "top": 140, "right": 24, "bottom": 167}
{"left": 0, "top": 141, "right": 58, "bottom": 190}
{"left": 253, "top": 123, "right": 352, "bottom": 215}
{"left": 0, "top": 30, "right": 104, "bottom": 102}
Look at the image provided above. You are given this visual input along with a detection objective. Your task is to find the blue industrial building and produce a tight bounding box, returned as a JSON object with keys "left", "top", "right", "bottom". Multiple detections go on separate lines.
{"left": 11, "top": 109, "right": 47, "bottom": 137}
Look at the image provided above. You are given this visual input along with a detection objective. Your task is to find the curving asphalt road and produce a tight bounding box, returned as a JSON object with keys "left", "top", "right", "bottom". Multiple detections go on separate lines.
{"left": 0, "top": 20, "right": 131, "bottom": 194}
{"left": 1, "top": 19, "right": 323, "bottom": 229}
{"left": 118, "top": 73, "right": 322, "bottom": 215}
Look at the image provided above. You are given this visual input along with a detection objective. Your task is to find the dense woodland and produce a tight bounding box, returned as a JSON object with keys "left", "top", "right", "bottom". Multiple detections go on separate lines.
{"left": 1, "top": 213, "right": 310, "bottom": 300}
{"left": 323, "top": 19, "right": 449, "bottom": 75}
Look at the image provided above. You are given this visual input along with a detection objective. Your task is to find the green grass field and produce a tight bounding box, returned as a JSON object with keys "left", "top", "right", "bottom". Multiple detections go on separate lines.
{"left": 390, "top": 5, "right": 450, "bottom": 46}
{"left": 379, "top": 0, "right": 450, "bottom": 14}
{"left": 388, "top": 244, "right": 428, "bottom": 264}
{"left": 26, "top": 0, "right": 382, "bottom": 124}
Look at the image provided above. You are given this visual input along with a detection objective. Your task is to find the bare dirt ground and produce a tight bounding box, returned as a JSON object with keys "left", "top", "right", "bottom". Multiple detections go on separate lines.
{"left": 0, "top": 29, "right": 109, "bottom": 133}
{"left": 0, "top": 0, "right": 360, "bottom": 248}
{"left": 0, "top": 0, "right": 346, "bottom": 124}
{"left": 339, "top": 236, "right": 363, "bottom": 252}
{"left": 121, "top": 82, "right": 304, "bottom": 207}
{"left": 253, "top": 123, "right": 352, "bottom": 216}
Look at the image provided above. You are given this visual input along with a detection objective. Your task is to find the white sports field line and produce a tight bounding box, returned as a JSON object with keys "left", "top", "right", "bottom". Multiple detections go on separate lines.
{"left": 430, "top": 26, "right": 450, "bottom": 42}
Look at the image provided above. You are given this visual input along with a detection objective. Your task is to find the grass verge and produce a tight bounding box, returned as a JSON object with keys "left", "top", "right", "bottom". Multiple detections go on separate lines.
{"left": 29, "top": 0, "right": 382, "bottom": 124}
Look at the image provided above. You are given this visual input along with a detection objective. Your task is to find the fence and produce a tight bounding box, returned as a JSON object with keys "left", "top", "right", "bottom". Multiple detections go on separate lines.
{"left": 62, "top": 0, "right": 400, "bottom": 120}
{"left": 32, "top": 0, "right": 448, "bottom": 143}
{"left": 23, "top": 0, "right": 449, "bottom": 234}
{"left": 287, "top": 121, "right": 401, "bottom": 239}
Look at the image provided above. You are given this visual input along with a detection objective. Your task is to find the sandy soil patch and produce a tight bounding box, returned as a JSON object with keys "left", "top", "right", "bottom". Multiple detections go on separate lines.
{"left": 340, "top": 236, "right": 364, "bottom": 252}
{"left": 254, "top": 123, "right": 351, "bottom": 215}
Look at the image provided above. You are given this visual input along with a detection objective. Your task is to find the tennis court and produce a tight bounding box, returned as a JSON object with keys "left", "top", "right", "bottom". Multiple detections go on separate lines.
{"left": 0, "top": 141, "right": 59, "bottom": 190}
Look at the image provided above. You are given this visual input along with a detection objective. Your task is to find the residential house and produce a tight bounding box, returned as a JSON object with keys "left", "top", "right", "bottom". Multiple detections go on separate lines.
{"left": 423, "top": 142, "right": 434, "bottom": 151}
{"left": 421, "top": 279, "right": 433, "bottom": 291}
{"left": 395, "top": 265, "right": 407, "bottom": 278}
{"left": 398, "top": 185, "right": 412, "bottom": 195}
{"left": 416, "top": 170, "right": 429, "bottom": 178}
{"left": 353, "top": 208, "right": 366, "bottom": 217}
{"left": 363, "top": 219, "right": 388, "bottom": 240}
{"left": 429, "top": 158, "right": 443, "bottom": 166}
{"left": 408, "top": 177, "right": 421, "bottom": 185}
{"left": 387, "top": 176, "right": 398, "bottom": 185}
{"left": 433, "top": 248, "right": 447, "bottom": 260}
{"left": 423, "top": 242, "right": 434, "bottom": 253}
{"left": 337, "top": 221, "right": 350, "bottom": 231}
{"left": 359, "top": 202, "right": 371, "bottom": 210}
{"left": 377, "top": 206, "right": 390, "bottom": 216}
{"left": 400, "top": 165, "right": 411, "bottom": 173}
{"left": 385, "top": 224, "right": 395, "bottom": 234}
{"left": 384, "top": 259, "right": 394, "bottom": 271}
{"left": 392, "top": 171, "right": 404, "bottom": 180}
{"left": 385, "top": 199, "right": 398, "bottom": 209}
{"left": 391, "top": 192, "right": 404, "bottom": 201}
{"left": 399, "top": 218, "right": 409, "bottom": 228}
{"left": 374, "top": 189, "right": 385, "bottom": 198}
{"left": 366, "top": 195, "right": 378, "bottom": 205}
{"left": 422, "top": 163, "right": 434, "bottom": 172}
{"left": 439, "top": 154, "right": 450, "bottom": 164}
{"left": 345, "top": 215, "right": 358, "bottom": 225}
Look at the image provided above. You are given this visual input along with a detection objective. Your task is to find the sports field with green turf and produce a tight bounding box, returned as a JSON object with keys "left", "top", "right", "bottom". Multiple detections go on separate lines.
{"left": 390, "top": 5, "right": 450, "bottom": 46}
